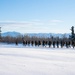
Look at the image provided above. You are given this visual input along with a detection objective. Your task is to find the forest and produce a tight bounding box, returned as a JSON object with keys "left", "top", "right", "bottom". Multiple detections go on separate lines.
{"left": 0, "top": 26, "right": 75, "bottom": 48}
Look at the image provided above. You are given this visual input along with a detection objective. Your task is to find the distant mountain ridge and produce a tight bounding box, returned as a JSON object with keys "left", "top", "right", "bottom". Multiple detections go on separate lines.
{"left": 2, "top": 31, "right": 70, "bottom": 38}
{"left": 2, "top": 31, "right": 22, "bottom": 37}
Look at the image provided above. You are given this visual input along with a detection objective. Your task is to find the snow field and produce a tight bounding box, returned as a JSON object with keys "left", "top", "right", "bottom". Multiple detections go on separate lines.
{"left": 0, "top": 48, "right": 75, "bottom": 75}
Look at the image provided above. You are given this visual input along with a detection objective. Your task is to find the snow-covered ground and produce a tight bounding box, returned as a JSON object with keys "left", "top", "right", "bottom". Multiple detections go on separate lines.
{"left": 0, "top": 44, "right": 75, "bottom": 75}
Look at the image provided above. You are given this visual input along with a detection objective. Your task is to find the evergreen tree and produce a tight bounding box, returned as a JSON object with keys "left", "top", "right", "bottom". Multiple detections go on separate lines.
{"left": 66, "top": 42, "right": 68, "bottom": 48}
{"left": 68, "top": 41, "right": 71, "bottom": 47}
{"left": 42, "top": 40, "right": 45, "bottom": 47}
{"left": 0, "top": 27, "right": 1, "bottom": 40}
{"left": 15, "top": 39, "right": 18, "bottom": 45}
{"left": 60, "top": 41, "right": 63, "bottom": 48}
{"left": 26, "top": 41, "right": 27, "bottom": 46}
{"left": 72, "top": 41, "right": 75, "bottom": 48}
{"left": 23, "top": 40, "right": 25, "bottom": 45}
{"left": 31, "top": 41, "right": 34, "bottom": 46}
{"left": 56, "top": 41, "right": 59, "bottom": 48}
{"left": 48, "top": 41, "right": 51, "bottom": 47}
{"left": 53, "top": 41, "right": 55, "bottom": 48}
{"left": 35, "top": 41, "right": 37, "bottom": 46}
{"left": 38, "top": 41, "right": 41, "bottom": 46}
{"left": 28, "top": 41, "right": 30, "bottom": 46}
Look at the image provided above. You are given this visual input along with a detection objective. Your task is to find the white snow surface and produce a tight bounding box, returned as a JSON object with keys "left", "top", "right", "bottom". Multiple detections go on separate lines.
{"left": 0, "top": 44, "right": 75, "bottom": 75}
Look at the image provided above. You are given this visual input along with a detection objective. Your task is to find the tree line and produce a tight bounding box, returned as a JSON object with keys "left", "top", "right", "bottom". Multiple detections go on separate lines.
{"left": 0, "top": 34, "right": 75, "bottom": 48}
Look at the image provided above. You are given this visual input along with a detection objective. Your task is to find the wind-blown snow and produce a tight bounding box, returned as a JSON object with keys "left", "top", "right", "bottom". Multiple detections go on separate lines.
{"left": 0, "top": 46, "right": 75, "bottom": 75}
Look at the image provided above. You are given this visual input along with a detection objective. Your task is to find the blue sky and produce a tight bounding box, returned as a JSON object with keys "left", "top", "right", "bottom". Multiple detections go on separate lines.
{"left": 0, "top": 0, "right": 75, "bottom": 33}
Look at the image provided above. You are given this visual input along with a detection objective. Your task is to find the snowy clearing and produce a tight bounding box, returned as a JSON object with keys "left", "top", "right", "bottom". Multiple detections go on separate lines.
{"left": 0, "top": 44, "right": 75, "bottom": 75}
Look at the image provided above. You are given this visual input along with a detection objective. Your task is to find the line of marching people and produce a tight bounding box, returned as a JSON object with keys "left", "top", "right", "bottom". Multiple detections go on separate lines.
{"left": 15, "top": 39, "right": 75, "bottom": 48}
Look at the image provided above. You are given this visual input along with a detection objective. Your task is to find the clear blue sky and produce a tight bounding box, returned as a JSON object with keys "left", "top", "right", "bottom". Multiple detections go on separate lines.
{"left": 0, "top": 0, "right": 75, "bottom": 33}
